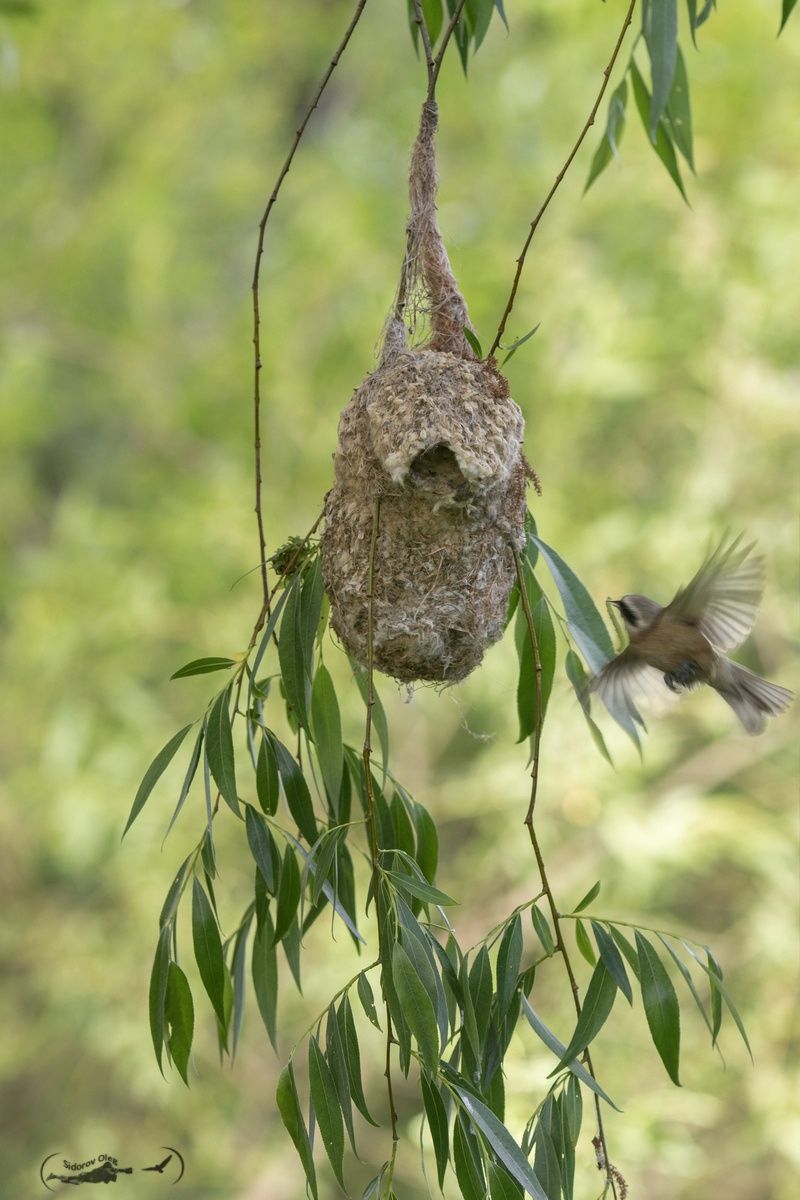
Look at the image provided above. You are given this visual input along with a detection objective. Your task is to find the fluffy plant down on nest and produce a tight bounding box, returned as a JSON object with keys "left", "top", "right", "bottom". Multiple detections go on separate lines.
{"left": 321, "top": 101, "right": 533, "bottom": 683}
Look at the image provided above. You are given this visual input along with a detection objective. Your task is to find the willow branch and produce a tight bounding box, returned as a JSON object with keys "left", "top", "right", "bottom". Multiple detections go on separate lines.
{"left": 411, "top": 0, "right": 435, "bottom": 94}
{"left": 250, "top": 0, "right": 369, "bottom": 625}
{"left": 489, "top": 0, "right": 637, "bottom": 356}
{"left": 430, "top": 0, "right": 469, "bottom": 99}
{"left": 512, "top": 547, "right": 622, "bottom": 1199}
{"left": 361, "top": 499, "right": 399, "bottom": 1145}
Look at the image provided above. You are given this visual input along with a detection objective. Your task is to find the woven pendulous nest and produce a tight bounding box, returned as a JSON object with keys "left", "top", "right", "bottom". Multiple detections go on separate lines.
{"left": 321, "top": 101, "right": 532, "bottom": 683}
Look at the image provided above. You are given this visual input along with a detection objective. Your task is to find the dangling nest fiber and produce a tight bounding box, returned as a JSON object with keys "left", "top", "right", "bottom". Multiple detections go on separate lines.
{"left": 321, "top": 101, "right": 532, "bottom": 683}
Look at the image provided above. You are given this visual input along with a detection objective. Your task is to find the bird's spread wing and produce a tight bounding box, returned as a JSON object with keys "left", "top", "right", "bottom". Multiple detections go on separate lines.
{"left": 666, "top": 534, "right": 764, "bottom": 653}
{"left": 591, "top": 649, "right": 684, "bottom": 727}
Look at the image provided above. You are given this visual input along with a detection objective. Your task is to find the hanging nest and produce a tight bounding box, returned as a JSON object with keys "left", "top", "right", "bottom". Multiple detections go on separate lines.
{"left": 321, "top": 101, "right": 534, "bottom": 683}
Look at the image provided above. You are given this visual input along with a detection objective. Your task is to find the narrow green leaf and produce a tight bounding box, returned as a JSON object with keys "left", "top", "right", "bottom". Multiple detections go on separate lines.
{"left": 521, "top": 998, "right": 621, "bottom": 1110}
{"left": 392, "top": 942, "right": 440, "bottom": 1070}
{"left": 124, "top": 724, "right": 192, "bottom": 836}
{"left": 206, "top": 688, "right": 240, "bottom": 816}
{"left": 780, "top": 0, "right": 799, "bottom": 33}
{"left": 165, "top": 961, "right": 194, "bottom": 1085}
{"left": 707, "top": 949, "right": 723, "bottom": 1043}
{"left": 397, "top": 900, "right": 448, "bottom": 1045}
{"left": 171, "top": 656, "right": 235, "bottom": 679}
{"left": 683, "top": 942, "right": 751, "bottom": 1058}
{"left": 655, "top": 934, "right": 714, "bottom": 1041}
{"left": 159, "top": 854, "right": 191, "bottom": 929}
{"left": 252, "top": 912, "right": 278, "bottom": 1049}
{"left": 608, "top": 924, "right": 641, "bottom": 980}
{"left": 230, "top": 911, "right": 252, "bottom": 1058}
{"left": 245, "top": 806, "right": 276, "bottom": 891}
{"left": 357, "top": 973, "right": 381, "bottom": 1030}
{"left": 311, "top": 664, "right": 343, "bottom": 802}
{"left": 532, "top": 1124, "right": 561, "bottom": 1200}
{"left": 554, "top": 1096, "right": 576, "bottom": 1200}
{"left": 496, "top": 915, "right": 523, "bottom": 1015}
{"left": 325, "top": 1005, "right": 358, "bottom": 1157}
{"left": 488, "top": 1161, "right": 524, "bottom": 1199}
{"left": 459, "top": 953, "right": 481, "bottom": 1062}
{"left": 463, "top": 327, "right": 483, "bottom": 359}
{"left": 276, "top": 1063, "right": 318, "bottom": 1200}
{"left": 148, "top": 926, "right": 171, "bottom": 1072}
{"left": 453, "top": 1087, "right": 549, "bottom": 1200}
{"left": 300, "top": 556, "right": 324, "bottom": 663}
{"left": 635, "top": 931, "right": 681, "bottom": 1085}
{"left": 256, "top": 734, "right": 279, "bottom": 815}
{"left": 466, "top": 0, "right": 495, "bottom": 52}
{"left": 564, "top": 1074, "right": 583, "bottom": 1151}
{"left": 274, "top": 844, "right": 301, "bottom": 944}
{"left": 289, "top": 831, "right": 364, "bottom": 944}
{"left": 493, "top": 0, "right": 508, "bottom": 30}
{"left": 553, "top": 960, "right": 617, "bottom": 1072}
{"left": 191, "top": 877, "right": 227, "bottom": 1028}
{"left": 469, "top": 945, "right": 494, "bottom": 1034}
{"left": 575, "top": 918, "right": 596, "bottom": 966}
{"left": 422, "top": 0, "right": 444, "bottom": 45}
{"left": 309, "top": 827, "right": 344, "bottom": 908}
{"left": 361, "top": 1163, "right": 390, "bottom": 1200}
{"left": 665, "top": 47, "right": 694, "bottom": 171}
{"left": 573, "top": 881, "right": 601, "bottom": 914}
{"left": 412, "top": 800, "right": 438, "bottom": 883}
{"left": 502, "top": 323, "right": 540, "bottom": 366}
{"left": 309, "top": 1036, "right": 345, "bottom": 1189}
{"left": 390, "top": 791, "right": 416, "bottom": 856}
{"left": 564, "top": 650, "right": 613, "bottom": 764}
{"left": 163, "top": 724, "right": 204, "bottom": 842}
{"left": 591, "top": 921, "right": 633, "bottom": 1005}
{"left": 338, "top": 995, "right": 379, "bottom": 1125}
{"left": 515, "top": 569, "right": 556, "bottom": 742}
{"left": 384, "top": 868, "right": 457, "bottom": 907}
{"left": 421, "top": 1072, "right": 449, "bottom": 1188}
{"left": 269, "top": 734, "right": 319, "bottom": 845}
{"left": 278, "top": 574, "right": 311, "bottom": 731}
{"left": 643, "top": 0, "right": 678, "bottom": 138}
{"left": 584, "top": 78, "right": 628, "bottom": 192}
{"left": 531, "top": 905, "right": 555, "bottom": 957}
{"left": 453, "top": 1112, "right": 487, "bottom": 1200}
{"left": 531, "top": 537, "right": 614, "bottom": 674}
{"left": 630, "top": 58, "right": 688, "bottom": 202}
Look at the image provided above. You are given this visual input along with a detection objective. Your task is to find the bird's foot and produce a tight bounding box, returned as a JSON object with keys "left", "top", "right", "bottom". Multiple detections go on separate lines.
{"left": 664, "top": 660, "right": 700, "bottom": 692}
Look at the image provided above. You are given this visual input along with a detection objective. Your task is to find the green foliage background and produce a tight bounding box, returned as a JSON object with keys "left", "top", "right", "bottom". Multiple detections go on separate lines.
{"left": 1, "top": 1, "right": 797, "bottom": 1196}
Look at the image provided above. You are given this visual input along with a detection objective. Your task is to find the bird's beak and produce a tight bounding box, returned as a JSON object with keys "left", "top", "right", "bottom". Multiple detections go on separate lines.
{"left": 607, "top": 598, "right": 622, "bottom": 609}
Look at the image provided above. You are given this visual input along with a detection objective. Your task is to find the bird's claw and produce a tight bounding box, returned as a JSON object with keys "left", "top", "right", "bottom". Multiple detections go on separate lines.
{"left": 664, "top": 660, "right": 700, "bottom": 692}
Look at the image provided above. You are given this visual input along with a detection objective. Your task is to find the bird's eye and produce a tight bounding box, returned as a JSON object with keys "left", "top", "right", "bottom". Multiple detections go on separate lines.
{"left": 618, "top": 600, "right": 637, "bottom": 625}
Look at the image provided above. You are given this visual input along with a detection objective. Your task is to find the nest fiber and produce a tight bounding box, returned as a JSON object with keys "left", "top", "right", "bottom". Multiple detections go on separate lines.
{"left": 321, "top": 101, "right": 529, "bottom": 683}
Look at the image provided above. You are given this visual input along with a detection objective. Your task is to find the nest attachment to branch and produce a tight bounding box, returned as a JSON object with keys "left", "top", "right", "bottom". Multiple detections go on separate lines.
{"left": 321, "top": 101, "right": 531, "bottom": 683}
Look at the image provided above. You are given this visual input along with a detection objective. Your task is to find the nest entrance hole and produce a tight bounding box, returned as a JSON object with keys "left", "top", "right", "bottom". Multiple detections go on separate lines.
{"left": 408, "top": 442, "right": 466, "bottom": 496}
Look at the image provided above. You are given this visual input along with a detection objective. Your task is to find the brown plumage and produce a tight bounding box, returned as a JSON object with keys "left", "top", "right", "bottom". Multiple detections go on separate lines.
{"left": 591, "top": 535, "right": 793, "bottom": 735}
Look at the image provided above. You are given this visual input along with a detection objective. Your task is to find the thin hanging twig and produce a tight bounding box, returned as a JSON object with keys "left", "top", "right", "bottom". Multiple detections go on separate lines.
{"left": 250, "top": 0, "right": 370, "bottom": 627}
{"left": 512, "top": 546, "right": 624, "bottom": 1200}
{"left": 361, "top": 499, "right": 400, "bottom": 1160}
{"left": 489, "top": 0, "right": 637, "bottom": 356}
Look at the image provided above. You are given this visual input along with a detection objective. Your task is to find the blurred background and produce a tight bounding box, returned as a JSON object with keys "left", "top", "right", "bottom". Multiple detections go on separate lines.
{"left": 1, "top": 0, "right": 798, "bottom": 1196}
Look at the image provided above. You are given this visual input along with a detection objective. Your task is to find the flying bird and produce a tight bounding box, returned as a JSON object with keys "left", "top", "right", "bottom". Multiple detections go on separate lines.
{"left": 591, "top": 535, "right": 793, "bottom": 735}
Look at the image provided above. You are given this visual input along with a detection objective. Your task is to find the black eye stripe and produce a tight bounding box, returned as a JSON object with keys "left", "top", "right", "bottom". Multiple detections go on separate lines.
{"left": 618, "top": 600, "right": 637, "bottom": 625}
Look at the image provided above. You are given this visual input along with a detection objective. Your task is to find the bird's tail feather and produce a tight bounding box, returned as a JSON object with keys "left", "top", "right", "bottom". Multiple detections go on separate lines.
{"left": 714, "top": 659, "right": 793, "bottom": 735}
